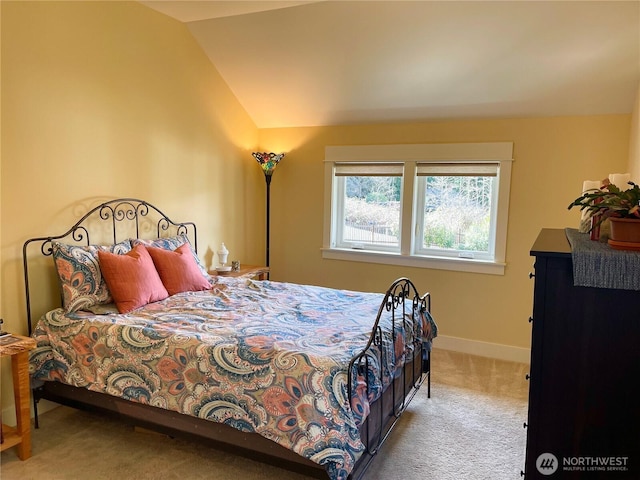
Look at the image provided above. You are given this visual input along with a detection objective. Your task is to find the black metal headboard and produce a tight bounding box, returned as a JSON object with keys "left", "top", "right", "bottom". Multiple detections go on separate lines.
{"left": 22, "top": 198, "right": 198, "bottom": 335}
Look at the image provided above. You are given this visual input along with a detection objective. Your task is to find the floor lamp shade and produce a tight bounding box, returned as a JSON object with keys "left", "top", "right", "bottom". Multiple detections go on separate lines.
{"left": 253, "top": 152, "right": 285, "bottom": 267}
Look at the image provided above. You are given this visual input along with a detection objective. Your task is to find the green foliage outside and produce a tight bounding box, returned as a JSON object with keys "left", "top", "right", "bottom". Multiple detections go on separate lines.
{"left": 423, "top": 205, "right": 490, "bottom": 251}
{"left": 423, "top": 176, "right": 492, "bottom": 252}
{"left": 344, "top": 175, "right": 493, "bottom": 251}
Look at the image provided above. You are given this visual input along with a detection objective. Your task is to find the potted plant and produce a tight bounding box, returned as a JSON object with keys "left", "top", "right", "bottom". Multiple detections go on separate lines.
{"left": 568, "top": 179, "right": 640, "bottom": 244}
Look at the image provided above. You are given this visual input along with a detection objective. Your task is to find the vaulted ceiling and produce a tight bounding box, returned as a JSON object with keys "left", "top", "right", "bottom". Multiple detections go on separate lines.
{"left": 141, "top": 1, "right": 640, "bottom": 129}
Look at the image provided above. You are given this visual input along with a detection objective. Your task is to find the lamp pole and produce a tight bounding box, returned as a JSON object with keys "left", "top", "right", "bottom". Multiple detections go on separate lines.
{"left": 265, "top": 173, "right": 272, "bottom": 267}
{"left": 253, "top": 152, "right": 285, "bottom": 269}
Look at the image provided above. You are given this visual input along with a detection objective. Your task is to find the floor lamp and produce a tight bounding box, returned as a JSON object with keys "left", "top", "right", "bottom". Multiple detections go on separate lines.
{"left": 252, "top": 152, "right": 285, "bottom": 267}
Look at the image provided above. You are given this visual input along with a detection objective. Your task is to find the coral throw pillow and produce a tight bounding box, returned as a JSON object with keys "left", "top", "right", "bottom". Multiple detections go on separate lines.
{"left": 98, "top": 244, "right": 168, "bottom": 313}
{"left": 131, "top": 235, "right": 209, "bottom": 278}
{"left": 146, "top": 244, "right": 212, "bottom": 295}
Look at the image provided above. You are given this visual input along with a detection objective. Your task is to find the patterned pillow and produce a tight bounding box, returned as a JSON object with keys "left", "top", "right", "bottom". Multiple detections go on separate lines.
{"left": 131, "top": 234, "right": 210, "bottom": 279}
{"left": 52, "top": 240, "right": 132, "bottom": 312}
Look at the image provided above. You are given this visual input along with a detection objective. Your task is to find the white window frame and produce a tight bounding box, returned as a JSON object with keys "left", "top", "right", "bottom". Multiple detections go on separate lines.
{"left": 322, "top": 143, "right": 513, "bottom": 275}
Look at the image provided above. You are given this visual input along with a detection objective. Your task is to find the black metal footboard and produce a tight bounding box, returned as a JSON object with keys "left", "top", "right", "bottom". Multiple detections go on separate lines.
{"left": 347, "top": 277, "right": 434, "bottom": 478}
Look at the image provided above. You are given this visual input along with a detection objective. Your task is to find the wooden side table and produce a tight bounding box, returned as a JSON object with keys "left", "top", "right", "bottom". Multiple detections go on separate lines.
{"left": 1, "top": 334, "right": 36, "bottom": 460}
{"left": 209, "top": 265, "right": 269, "bottom": 281}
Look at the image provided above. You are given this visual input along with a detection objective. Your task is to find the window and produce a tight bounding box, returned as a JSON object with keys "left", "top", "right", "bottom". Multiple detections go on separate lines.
{"left": 323, "top": 143, "right": 513, "bottom": 275}
{"left": 334, "top": 163, "right": 403, "bottom": 252}
{"left": 414, "top": 162, "right": 498, "bottom": 261}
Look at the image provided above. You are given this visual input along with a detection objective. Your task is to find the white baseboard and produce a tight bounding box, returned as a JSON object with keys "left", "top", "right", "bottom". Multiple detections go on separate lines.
{"left": 1, "top": 405, "right": 18, "bottom": 426}
{"left": 2, "top": 398, "right": 59, "bottom": 426}
{"left": 433, "top": 334, "right": 531, "bottom": 364}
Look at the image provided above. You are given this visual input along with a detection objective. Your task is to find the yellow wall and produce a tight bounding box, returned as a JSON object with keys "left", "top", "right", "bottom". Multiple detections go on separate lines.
{"left": 1, "top": 1, "right": 259, "bottom": 412}
{"left": 260, "top": 115, "right": 631, "bottom": 352}
{"left": 629, "top": 83, "right": 640, "bottom": 180}
{"left": 0, "top": 1, "right": 3, "bottom": 339}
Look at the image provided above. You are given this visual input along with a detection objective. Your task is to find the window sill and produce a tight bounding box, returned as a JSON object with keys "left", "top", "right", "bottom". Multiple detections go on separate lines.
{"left": 321, "top": 247, "right": 506, "bottom": 275}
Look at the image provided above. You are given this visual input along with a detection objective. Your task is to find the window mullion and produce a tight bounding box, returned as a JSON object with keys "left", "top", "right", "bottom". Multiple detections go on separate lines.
{"left": 412, "top": 175, "right": 426, "bottom": 255}
{"left": 400, "top": 162, "right": 416, "bottom": 256}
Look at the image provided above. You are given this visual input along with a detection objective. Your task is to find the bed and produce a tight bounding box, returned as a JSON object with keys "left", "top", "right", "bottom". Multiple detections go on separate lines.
{"left": 22, "top": 198, "right": 437, "bottom": 480}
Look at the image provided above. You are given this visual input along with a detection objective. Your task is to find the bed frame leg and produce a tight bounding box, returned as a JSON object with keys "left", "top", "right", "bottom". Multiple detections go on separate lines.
{"left": 423, "top": 352, "right": 432, "bottom": 399}
{"left": 33, "top": 396, "right": 39, "bottom": 429}
{"left": 31, "top": 379, "right": 44, "bottom": 429}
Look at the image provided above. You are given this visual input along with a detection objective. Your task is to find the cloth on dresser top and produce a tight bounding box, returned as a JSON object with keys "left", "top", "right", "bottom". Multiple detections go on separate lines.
{"left": 565, "top": 228, "right": 640, "bottom": 291}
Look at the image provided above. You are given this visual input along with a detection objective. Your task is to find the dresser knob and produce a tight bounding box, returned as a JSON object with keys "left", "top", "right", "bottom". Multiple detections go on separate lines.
{"left": 523, "top": 422, "right": 528, "bottom": 429}
{"left": 528, "top": 316, "right": 533, "bottom": 323}
{"left": 529, "top": 272, "right": 535, "bottom": 279}
{"left": 521, "top": 470, "right": 526, "bottom": 477}
{"left": 525, "top": 374, "right": 530, "bottom": 380}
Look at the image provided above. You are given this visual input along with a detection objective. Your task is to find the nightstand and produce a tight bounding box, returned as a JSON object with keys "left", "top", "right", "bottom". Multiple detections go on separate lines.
{"left": 209, "top": 265, "right": 270, "bottom": 280}
{"left": 1, "top": 334, "right": 37, "bottom": 460}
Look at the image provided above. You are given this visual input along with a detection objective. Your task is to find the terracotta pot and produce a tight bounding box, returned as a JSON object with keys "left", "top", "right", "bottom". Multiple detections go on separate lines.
{"left": 608, "top": 217, "right": 640, "bottom": 243}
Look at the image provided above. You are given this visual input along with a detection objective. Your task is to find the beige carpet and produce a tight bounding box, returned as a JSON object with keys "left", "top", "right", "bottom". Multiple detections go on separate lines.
{"left": 0, "top": 349, "right": 530, "bottom": 480}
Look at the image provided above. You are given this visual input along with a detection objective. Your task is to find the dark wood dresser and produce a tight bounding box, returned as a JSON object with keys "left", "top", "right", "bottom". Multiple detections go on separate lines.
{"left": 524, "top": 229, "right": 640, "bottom": 479}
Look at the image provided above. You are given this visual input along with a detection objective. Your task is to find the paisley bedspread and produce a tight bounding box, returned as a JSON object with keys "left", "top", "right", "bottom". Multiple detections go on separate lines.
{"left": 30, "top": 277, "right": 437, "bottom": 480}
